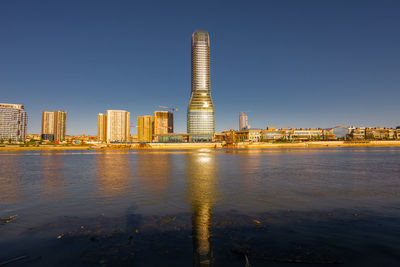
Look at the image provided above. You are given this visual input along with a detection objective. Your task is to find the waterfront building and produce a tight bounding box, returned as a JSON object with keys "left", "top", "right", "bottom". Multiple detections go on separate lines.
{"left": 154, "top": 133, "right": 216, "bottom": 142}
{"left": 349, "top": 127, "right": 366, "bottom": 140}
{"left": 322, "top": 127, "right": 350, "bottom": 140}
{"left": 0, "top": 103, "right": 27, "bottom": 141}
{"left": 154, "top": 111, "right": 173, "bottom": 135}
{"left": 106, "top": 110, "right": 130, "bottom": 143}
{"left": 262, "top": 127, "right": 287, "bottom": 141}
{"left": 365, "top": 127, "right": 391, "bottom": 140}
{"left": 97, "top": 113, "right": 107, "bottom": 142}
{"left": 25, "top": 133, "right": 41, "bottom": 141}
{"left": 187, "top": 30, "right": 215, "bottom": 141}
{"left": 41, "top": 111, "right": 67, "bottom": 142}
{"left": 291, "top": 128, "right": 323, "bottom": 140}
{"left": 41, "top": 111, "right": 54, "bottom": 141}
{"left": 239, "top": 112, "right": 249, "bottom": 130}
{"left": 137, "top": 115, "right": 154, "bottom": 142}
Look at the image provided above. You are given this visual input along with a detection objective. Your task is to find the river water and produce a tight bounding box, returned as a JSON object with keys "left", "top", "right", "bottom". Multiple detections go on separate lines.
{"left": 0, "top": 147, "right": 399, "bottom": 266}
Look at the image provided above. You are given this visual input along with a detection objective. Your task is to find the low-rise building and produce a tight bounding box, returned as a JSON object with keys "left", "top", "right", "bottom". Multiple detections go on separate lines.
{"left": 291, "top": 128, "right": 323, "bottom": 140}
{"left": 261, "top": 127, "right": 287, "bottom": 141}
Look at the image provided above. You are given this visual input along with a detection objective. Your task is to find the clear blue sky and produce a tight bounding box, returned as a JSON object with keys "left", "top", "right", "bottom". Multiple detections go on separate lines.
{"left": 1, "top": 0, "right": 399, "bottom": 135}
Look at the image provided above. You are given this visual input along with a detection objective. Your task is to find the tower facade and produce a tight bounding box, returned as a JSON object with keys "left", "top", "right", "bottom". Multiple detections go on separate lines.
{"left": 41, "top": 110, "right": 67, "bottom": 142}
{"left": 137, "top": 115, "right": 154, "bottom": 142}
{"left": 239, "top": 112, "right": 249, "bottom": 130}
{"left": 154, "top": 111, "right": 173, "bottom": 135}
{"left": 97, "top": 113, "right": 107, "bottom": 142}
{"left": 187, "top": 30, "right": 215, "bottom": 140}
{"left": 106, "top": 110, "right": 130, "bottom": 143}
{"left": 0, "top": 103, "right": 27, "bottom": 141}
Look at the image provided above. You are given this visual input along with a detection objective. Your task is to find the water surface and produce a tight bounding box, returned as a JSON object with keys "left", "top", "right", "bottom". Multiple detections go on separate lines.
{"left": 1, "top": 148, "right": 400, "bottom": 266}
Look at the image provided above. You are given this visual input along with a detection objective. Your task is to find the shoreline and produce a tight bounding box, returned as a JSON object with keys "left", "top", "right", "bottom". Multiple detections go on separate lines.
{"left": 1, "top": 141, "right": 400, "bottom": 151}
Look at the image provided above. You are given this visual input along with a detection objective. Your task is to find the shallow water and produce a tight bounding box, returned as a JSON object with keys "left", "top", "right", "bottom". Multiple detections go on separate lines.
{"left": 1, "top": 147, "right": 400, "bottom": 266}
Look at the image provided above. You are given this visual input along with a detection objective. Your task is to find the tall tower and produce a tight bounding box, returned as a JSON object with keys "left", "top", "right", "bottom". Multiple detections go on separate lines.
{"left": 154, "top": 111, "right": 173, "bottom": 135}
{"left": 187, "top": 30, "right": 215, "bottom": 139}
{"left": 239, "top": 112, "right": 249, "bottom": 130}
{"left": 0, "top": 103, "right": 27, "bottom": 141}
{"left": 41, "top": 110, "right": 67, "bottom": 142}
{"left": 97, "top": 113, "right": 107, "bottom": 142}
{"left": 106, "top": 110, "right": 130, "bottom": 143}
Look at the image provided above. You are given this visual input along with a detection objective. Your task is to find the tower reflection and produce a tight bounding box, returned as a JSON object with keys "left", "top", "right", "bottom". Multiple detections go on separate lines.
{"left": 186, "top": 151, "right": 218, "bottom": 266}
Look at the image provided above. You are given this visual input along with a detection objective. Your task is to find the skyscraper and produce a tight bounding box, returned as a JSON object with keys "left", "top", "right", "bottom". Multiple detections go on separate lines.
{"left": 154, "top": 111, "right": 173, "bottom": 135}
{"left": 187, "top": 30, "right": 215, "bottom": 140}
{"left": 137, "top": 115, "right": 154, "bottom": 142}
{"left": 97, "top": 113, "right": 107, "bottom": 142}
{"left": 0, "top": 103, "right": 27, "bottom": 141}
{"left": 239, "top": 112, "right": 249, "bottom": 130}
{"left": 106, "top": 110, "right": 130, "bottom": 143}
{"left": 41, "top": 111, "right": 67, "bottom": 142}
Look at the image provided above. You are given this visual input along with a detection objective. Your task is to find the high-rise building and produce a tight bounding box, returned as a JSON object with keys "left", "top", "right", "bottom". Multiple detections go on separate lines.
{"left": 239, "top": 112, "right": 249, "bottom": 130}
{"left": 154, "top": 111, "right": 173, "bottom": 135}
{"left": 97, "top": 113, "right": 107, "bottom": 142}
{"left": 106, "top": 110, "right": 130, "bottom": 143}
{"left": 41, "top": 111, "right": 67, "bottom": 142}
{"left": 137, "top": 115, "right": 154, "bottom": 142}
{"left": 187, "top": 30, "right": 215, "bottom": 140}
{"left": 0, "top": 103, "right": 27, "bottom": 141}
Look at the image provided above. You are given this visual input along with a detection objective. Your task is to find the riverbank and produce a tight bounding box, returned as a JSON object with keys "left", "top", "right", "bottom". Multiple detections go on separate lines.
{"left": 0, "top": 145, "right": 92, "bottom": 151}
{"left": 2, "top": 141, "right": 400, "bottom": 151}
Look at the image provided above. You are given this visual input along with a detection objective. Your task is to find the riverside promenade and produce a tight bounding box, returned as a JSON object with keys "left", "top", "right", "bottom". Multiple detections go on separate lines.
{"left": 2, "top": 141, "right": 400, "bottom": 151}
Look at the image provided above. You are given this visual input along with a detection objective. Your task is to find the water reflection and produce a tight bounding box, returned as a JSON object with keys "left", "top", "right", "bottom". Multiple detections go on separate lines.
{"left": 186, "top": 151, "right": 218, "bottom": 266}
{"left": 135, "top": 153, "right": 172, "bottom": 195}
{"left": 0, "top": 156, "right": 21, "bottom": 203}
{"left": 40, "top": 154, "right": 65, "bottom": 199}
{"left": 95, "top": 153, "right": 132, "bottom": 197}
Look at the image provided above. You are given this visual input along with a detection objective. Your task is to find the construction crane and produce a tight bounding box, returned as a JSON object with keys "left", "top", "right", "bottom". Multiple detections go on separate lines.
{"left": 159, "top": 106, "right": 179, "bottom": 112}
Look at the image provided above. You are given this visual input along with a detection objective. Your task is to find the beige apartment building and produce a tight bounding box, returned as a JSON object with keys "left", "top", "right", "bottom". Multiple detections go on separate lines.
{"left": 154, "top": 111, "right": 173, "bottom": 135}
{"left": 97, "top": 113, "right": 107, "bottom": 142}
{"left": 106, "top": 110, "right": 130, "bottom": 143}
{"left": 41, "top": 110, "right": 67, "bottom": 142}
{"left": 137, "top": 115, "right": 154, "bottom": 142}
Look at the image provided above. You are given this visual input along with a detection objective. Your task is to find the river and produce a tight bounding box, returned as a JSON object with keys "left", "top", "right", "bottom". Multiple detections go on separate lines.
{"left": 1, "top": 147, "right": 399, "bottom": 266}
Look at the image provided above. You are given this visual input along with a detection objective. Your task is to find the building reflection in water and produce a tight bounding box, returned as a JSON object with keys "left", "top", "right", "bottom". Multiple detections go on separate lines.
{"left": 40, "top": 153, "right": 65, "bottom": 199}
{"left": 95, "top": 152, "right": 132, "bottom": 197}
{"left": 186, "top": 151, "right": 218, "bottom": 266}
{"left": 135, "top": 152, "right": 171, "bottom": 197}
{"left": 0, "top": 155, "right": 22, "bottom": 203}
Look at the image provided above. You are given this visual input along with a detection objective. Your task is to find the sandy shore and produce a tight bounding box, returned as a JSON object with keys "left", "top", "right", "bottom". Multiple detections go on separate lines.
{"left": 2, "top": 141, "right": 400, "bottom": 151}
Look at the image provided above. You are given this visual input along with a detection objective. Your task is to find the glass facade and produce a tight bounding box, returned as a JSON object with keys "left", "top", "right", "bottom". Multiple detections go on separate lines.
{"left": 187, "top": 31, "right": 215, "bottom": 136}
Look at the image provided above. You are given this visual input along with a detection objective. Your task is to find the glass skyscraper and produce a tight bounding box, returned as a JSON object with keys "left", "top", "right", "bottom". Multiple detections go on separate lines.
{"left": 187, "top": 31, "right": 215, "bottom": 140}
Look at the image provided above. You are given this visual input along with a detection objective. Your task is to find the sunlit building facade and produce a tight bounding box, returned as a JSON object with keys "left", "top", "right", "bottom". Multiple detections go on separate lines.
{"left": 187, "top": 30, "right": 215, "bottom": 141}
{"left": 97, "top": 113, "right": 107, "bottom": 142}
{"left": 137, "top": 115, "right": 154, "bottom": 142}
{"left": 0, "top": 103, "right": 27, "bottom": 141}
{"left": 41, "top": 110, "right": 67, "bottom": 142}
{"left": 154, "top": 111, "right": 173, "bottom": 135}
{"left": 239, "top": 112, "right": 249, "bottom": 130}
{"left": 106, "top": 110, "right": 130, "bottom": 143}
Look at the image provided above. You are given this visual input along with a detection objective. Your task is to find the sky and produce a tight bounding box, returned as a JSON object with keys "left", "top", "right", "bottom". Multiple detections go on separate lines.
{"left": 1, "top": 0, "right": 399, "bottom": 135}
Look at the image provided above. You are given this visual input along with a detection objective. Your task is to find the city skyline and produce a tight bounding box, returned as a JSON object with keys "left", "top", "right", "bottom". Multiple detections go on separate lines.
{"left": 1, "top": 0, "right": 400, "bottom": 135}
